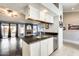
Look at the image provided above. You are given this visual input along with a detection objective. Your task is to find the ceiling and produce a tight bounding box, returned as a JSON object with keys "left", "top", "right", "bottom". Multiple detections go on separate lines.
{"left": 1, "top": 3, "right": 79, "bottom": 13}
{"left": 63, "top": 3, "right": 79, "bottom": 12}
{"left": 0, "top": 3, "right": 47, "bottom": 15}
{"left": 0, "top": 3, "right": 29, "bottom": 14}
{"left": 0, "top": 3, "right": 57, "bottom": 16}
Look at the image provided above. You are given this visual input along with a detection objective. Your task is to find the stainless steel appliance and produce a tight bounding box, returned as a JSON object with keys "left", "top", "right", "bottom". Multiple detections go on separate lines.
{"left": 26, "top": 24, "right": 33, "bottom": 36}
{"left": 53, "top": 35, "right": 58, "bottom": 51}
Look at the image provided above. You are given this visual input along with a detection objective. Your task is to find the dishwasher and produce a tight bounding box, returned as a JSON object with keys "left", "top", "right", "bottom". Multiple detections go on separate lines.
{"left": 53, "top": 35, "right": 58, "bottom": 52}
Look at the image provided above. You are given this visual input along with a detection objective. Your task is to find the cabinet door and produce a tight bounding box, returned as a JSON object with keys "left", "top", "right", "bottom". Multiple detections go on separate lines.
{"left": 29, "top": 6, "right": 40, "bottom": 20}
{"left": 45, "top": 14, "right": 53, "bottom": 23}
{"left": 22, "top": 40, "right": 30, "bottom": 56}
{"left": 48, "top": 37, "right": 53, "bottom": 55}
{"left": 50, "top": 16, "right": 54, "bottom": 23}
{"left": 45, "top": 14, "right": 50, "bottom": 22}
{"left": 41, "top": 39, "right": 48, "bottom": 56}
{"left": 40, "top": 11, "right": 45, "bottom": 21}
{"left": 30, "top": 42, "right": 40, "bottom": 56}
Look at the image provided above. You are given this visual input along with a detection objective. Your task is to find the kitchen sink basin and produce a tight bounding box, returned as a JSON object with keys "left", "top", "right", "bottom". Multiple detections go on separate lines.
{"left": 42, "top": 35, "right": 48, "bottom": 37}
{"left": 36, "top": 36, "right": 41, "bottom": 38}
{"left": 36, "top": 35, "right": 49, "bottom": 39}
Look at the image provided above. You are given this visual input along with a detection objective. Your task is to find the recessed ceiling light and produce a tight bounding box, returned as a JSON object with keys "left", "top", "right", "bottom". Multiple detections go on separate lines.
{"left": 43, "top": 9, "right": 48, "bottom": 13}
{"left": 7, "top": 9, "right": 13, "bottom": 13}
{"left": 72, "top": 8, "right": 75, "bottom": 10}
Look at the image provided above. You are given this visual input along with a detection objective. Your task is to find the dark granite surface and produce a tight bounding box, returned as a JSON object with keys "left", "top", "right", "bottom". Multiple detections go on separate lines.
{"left": 45, "top": 32, "right": 58, "bottom": 36}
{"left": 0, "top": 32, "right": 58, "bottom": 55}
{"left": 23, "top": 34, "right": 55, "bottom": 44}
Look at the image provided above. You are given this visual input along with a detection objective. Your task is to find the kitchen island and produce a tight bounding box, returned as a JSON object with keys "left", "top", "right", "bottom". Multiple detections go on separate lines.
{"left": 22, "top": 33, "right": 58, "bottom": 56}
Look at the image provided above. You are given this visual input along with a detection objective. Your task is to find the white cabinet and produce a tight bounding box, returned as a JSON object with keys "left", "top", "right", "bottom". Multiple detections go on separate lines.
{"left": 25, "top": 5, "right": 40, "bottom": 20}
{"left": 30, "top": 42, "right": 40, "bottom": 56}
{"left": 22, "top": 40, "right": 30, "bottom": 56}
{"left": 40, "top": 11, "right": 54, "bottom": 23}
{"left": 45, "top": 14, "right": 50, "bottom": 22}
{"left": 22, "top": 37, "right": 54, "bottom": 56}
{"left": 45, "top": 14, "right": 54, "bottom": 23}
{"left": 25, "top": 5, "right": 54, "bottom": 24}
{"left": 40, "top": 11, "right": 45, "bottom": 21}
{"left": 22, "top": 40, "right": 40, "bottom": 56}
{"left": 50, "top": 16, "right": 54, "bottom": 23}
{"left": 47, "top": 37, "right": 53, "bottom": 55}
{"left": 40, "top": 39, "right": 48, "bottom": 56}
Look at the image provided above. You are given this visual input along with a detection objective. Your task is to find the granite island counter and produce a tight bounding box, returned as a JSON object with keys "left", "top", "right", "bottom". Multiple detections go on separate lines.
{"left": 22, "top": 35, "right": 53, "bottom": 44}
{"left": 22, "top": 33, "right": 58, "bottom": 56}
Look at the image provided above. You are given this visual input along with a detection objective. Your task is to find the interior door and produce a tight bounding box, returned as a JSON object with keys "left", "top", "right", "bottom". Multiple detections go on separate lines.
{"left": 1, "top": 23, "right": 9, "bottom": 38}
{"left": 10, "top": 24, "right": 16, "bottom": 37}
{"left": 18, "top": 24, "right": 25, "bottom": 38}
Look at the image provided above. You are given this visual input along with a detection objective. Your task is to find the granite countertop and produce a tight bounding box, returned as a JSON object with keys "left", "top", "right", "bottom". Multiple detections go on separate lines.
{"left": 22, "top": 35, "right": 54, "bottom": 44}
{"left": 22, "top": 36, "right": 52, "bottom": 44}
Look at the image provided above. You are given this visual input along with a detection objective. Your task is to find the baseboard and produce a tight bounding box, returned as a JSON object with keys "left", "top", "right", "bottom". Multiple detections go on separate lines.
{"left": 64, "top": 39, "right": 79, "bottom": 45}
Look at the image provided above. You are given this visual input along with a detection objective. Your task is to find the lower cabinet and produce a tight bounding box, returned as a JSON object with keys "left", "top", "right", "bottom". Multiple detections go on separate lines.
{"left": 48, "top": 37, "right": 53, "bottom": 55}
{"left": 22, "top": 37, "right": 54, "bottom": 56}
{"left": 30, "top": 42, "right": 40, "bottom": 56}
{"left": 22, "top": 40, "right": 40, "bottom": 56}
{"left": 40, "top": 39, "right": 48, "bottom": 56}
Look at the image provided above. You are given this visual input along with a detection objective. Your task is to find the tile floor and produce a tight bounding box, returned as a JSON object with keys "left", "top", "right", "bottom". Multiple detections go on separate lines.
{"left": 51, "top": 42, "right": 79, "bottom": 56}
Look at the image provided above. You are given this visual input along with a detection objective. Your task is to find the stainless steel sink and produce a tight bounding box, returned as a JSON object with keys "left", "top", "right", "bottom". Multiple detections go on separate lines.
{"left": 36, "top": 36, "right": 41, "bottom": 38}
{"left": 42, "top": 35, "right": 48, "bottom": 37}
{"left": 36, "top": 35, "right": 49, "bottom": 39}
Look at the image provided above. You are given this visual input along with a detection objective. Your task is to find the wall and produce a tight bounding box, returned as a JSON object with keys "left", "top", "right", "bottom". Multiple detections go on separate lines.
{"left": 63, "top": 12, "right": 79, "bottom": 41}
{"left": 58, "top": 3, "right": 63, "bottom": 49}
{"left": 44, "top": 16, "right": 59, "bottom": 33}
{"left": 44, "top": 24, "right": 54, "bottom": 32}
{"left": 53, "top": 16, "right": 59, "bottom": 32}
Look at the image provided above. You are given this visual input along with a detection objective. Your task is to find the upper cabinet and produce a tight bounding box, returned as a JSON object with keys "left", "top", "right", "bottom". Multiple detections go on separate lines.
{"left": 41, "top": 3, "right": 59, "bottom": 15}
{"left": 45, "top": 13, "right": 54, "bottom": 23}
{"left": 25, "top": 3, "right": 58, "bottom": 24}
{"left": 40, "top": 11, "right": 54, "bottom": 23}
{"left": 40, "top": 11, "right": 45, "bottom": 21}
{"left": 25, "top": 5, "right": 40, "bottom": 20}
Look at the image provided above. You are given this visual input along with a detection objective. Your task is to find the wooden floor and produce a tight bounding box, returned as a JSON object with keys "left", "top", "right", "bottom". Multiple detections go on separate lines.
{"left": 0, "top": 37, "right": 22, "bottom": 56}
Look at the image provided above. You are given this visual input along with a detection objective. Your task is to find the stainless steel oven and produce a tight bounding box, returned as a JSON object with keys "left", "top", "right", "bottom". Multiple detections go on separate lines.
{"left": 25, "top": 24, "right": 33, "bottom": 36}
